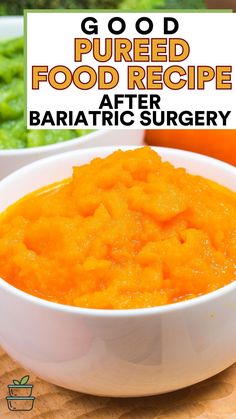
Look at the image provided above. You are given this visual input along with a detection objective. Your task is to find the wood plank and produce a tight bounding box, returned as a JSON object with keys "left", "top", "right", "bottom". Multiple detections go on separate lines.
{"left": 1, "top": 347, "right": 236, "bottom": 418}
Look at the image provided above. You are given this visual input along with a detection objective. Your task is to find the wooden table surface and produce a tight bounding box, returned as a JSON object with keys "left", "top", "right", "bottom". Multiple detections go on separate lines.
{"left": 1, "top": 346, "right": 236, "bottom": 418}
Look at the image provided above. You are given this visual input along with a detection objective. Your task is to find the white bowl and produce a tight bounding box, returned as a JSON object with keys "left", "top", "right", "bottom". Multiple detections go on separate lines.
{"left": 0, "top": 17, "right": 145, "bottom": 179}
{"left": 0, "top": 129, "right": 144, "bottom": 179}
{"left": 0, "top": 16, "right": 23, "bottom": 39}
{"left": 0, "top": 146, "right": 236, "bottom": 397}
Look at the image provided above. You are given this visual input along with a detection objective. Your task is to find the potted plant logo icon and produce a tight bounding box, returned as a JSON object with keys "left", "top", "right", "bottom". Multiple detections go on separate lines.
{"left": 6, "top": 375, "right": 35, "bottom": 411}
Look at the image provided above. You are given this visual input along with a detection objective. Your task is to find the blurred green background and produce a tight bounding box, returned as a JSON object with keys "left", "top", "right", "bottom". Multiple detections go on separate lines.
{"left": 0, "top": 0, "right": 206, "bottom": 15}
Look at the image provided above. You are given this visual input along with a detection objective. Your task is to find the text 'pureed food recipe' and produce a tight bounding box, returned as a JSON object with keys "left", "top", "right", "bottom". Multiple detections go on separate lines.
{"left": 0, "top": 148, "right": 235, "bottom": 309}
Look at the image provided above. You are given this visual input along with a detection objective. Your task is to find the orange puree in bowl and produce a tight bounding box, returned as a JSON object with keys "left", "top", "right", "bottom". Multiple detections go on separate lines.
{"left": 0, "top": 147, "right": 236, "bottom": 309}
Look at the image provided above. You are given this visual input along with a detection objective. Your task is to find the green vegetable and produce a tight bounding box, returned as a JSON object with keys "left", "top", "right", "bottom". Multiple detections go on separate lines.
{"left": 27, "top": 129, "right": 76, "bottom": 148}
{"left": 0, "top": 37, "right": 92, "bottom": 149}
{"left": 165, "top": 0, "right": 205, "bottom": 7}
{"left": 0, "top": 54, "right": 24, "bottom": 84}
{"left": 0, "top": 36, "right": 24, "bottom": 58}
{"left": 0, "top": 79, "right": 24, "bottom": 121}
{"left": 0, "top": 0, "right": 121, "bottom": 17}
{"left": 0, "top": 119, "right": 27, "bottom": 149}
{"left": 120, "top": 0, "right": 164, "bottom": 10}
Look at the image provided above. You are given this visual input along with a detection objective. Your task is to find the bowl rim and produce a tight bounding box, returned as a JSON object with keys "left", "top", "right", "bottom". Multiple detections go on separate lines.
{"left": 0, "top": 145, "right": 235, "bottom": 317}
{"left": 1, "top": 275, "right": 236, "bottom": 318}
{"left": 0, "top": 129, "right": 104, "bottom": 155}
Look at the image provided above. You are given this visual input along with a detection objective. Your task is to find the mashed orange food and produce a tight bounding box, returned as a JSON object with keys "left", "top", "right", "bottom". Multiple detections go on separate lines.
{"left": 0, "top": 147, "right": 236, "bottom": 309}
